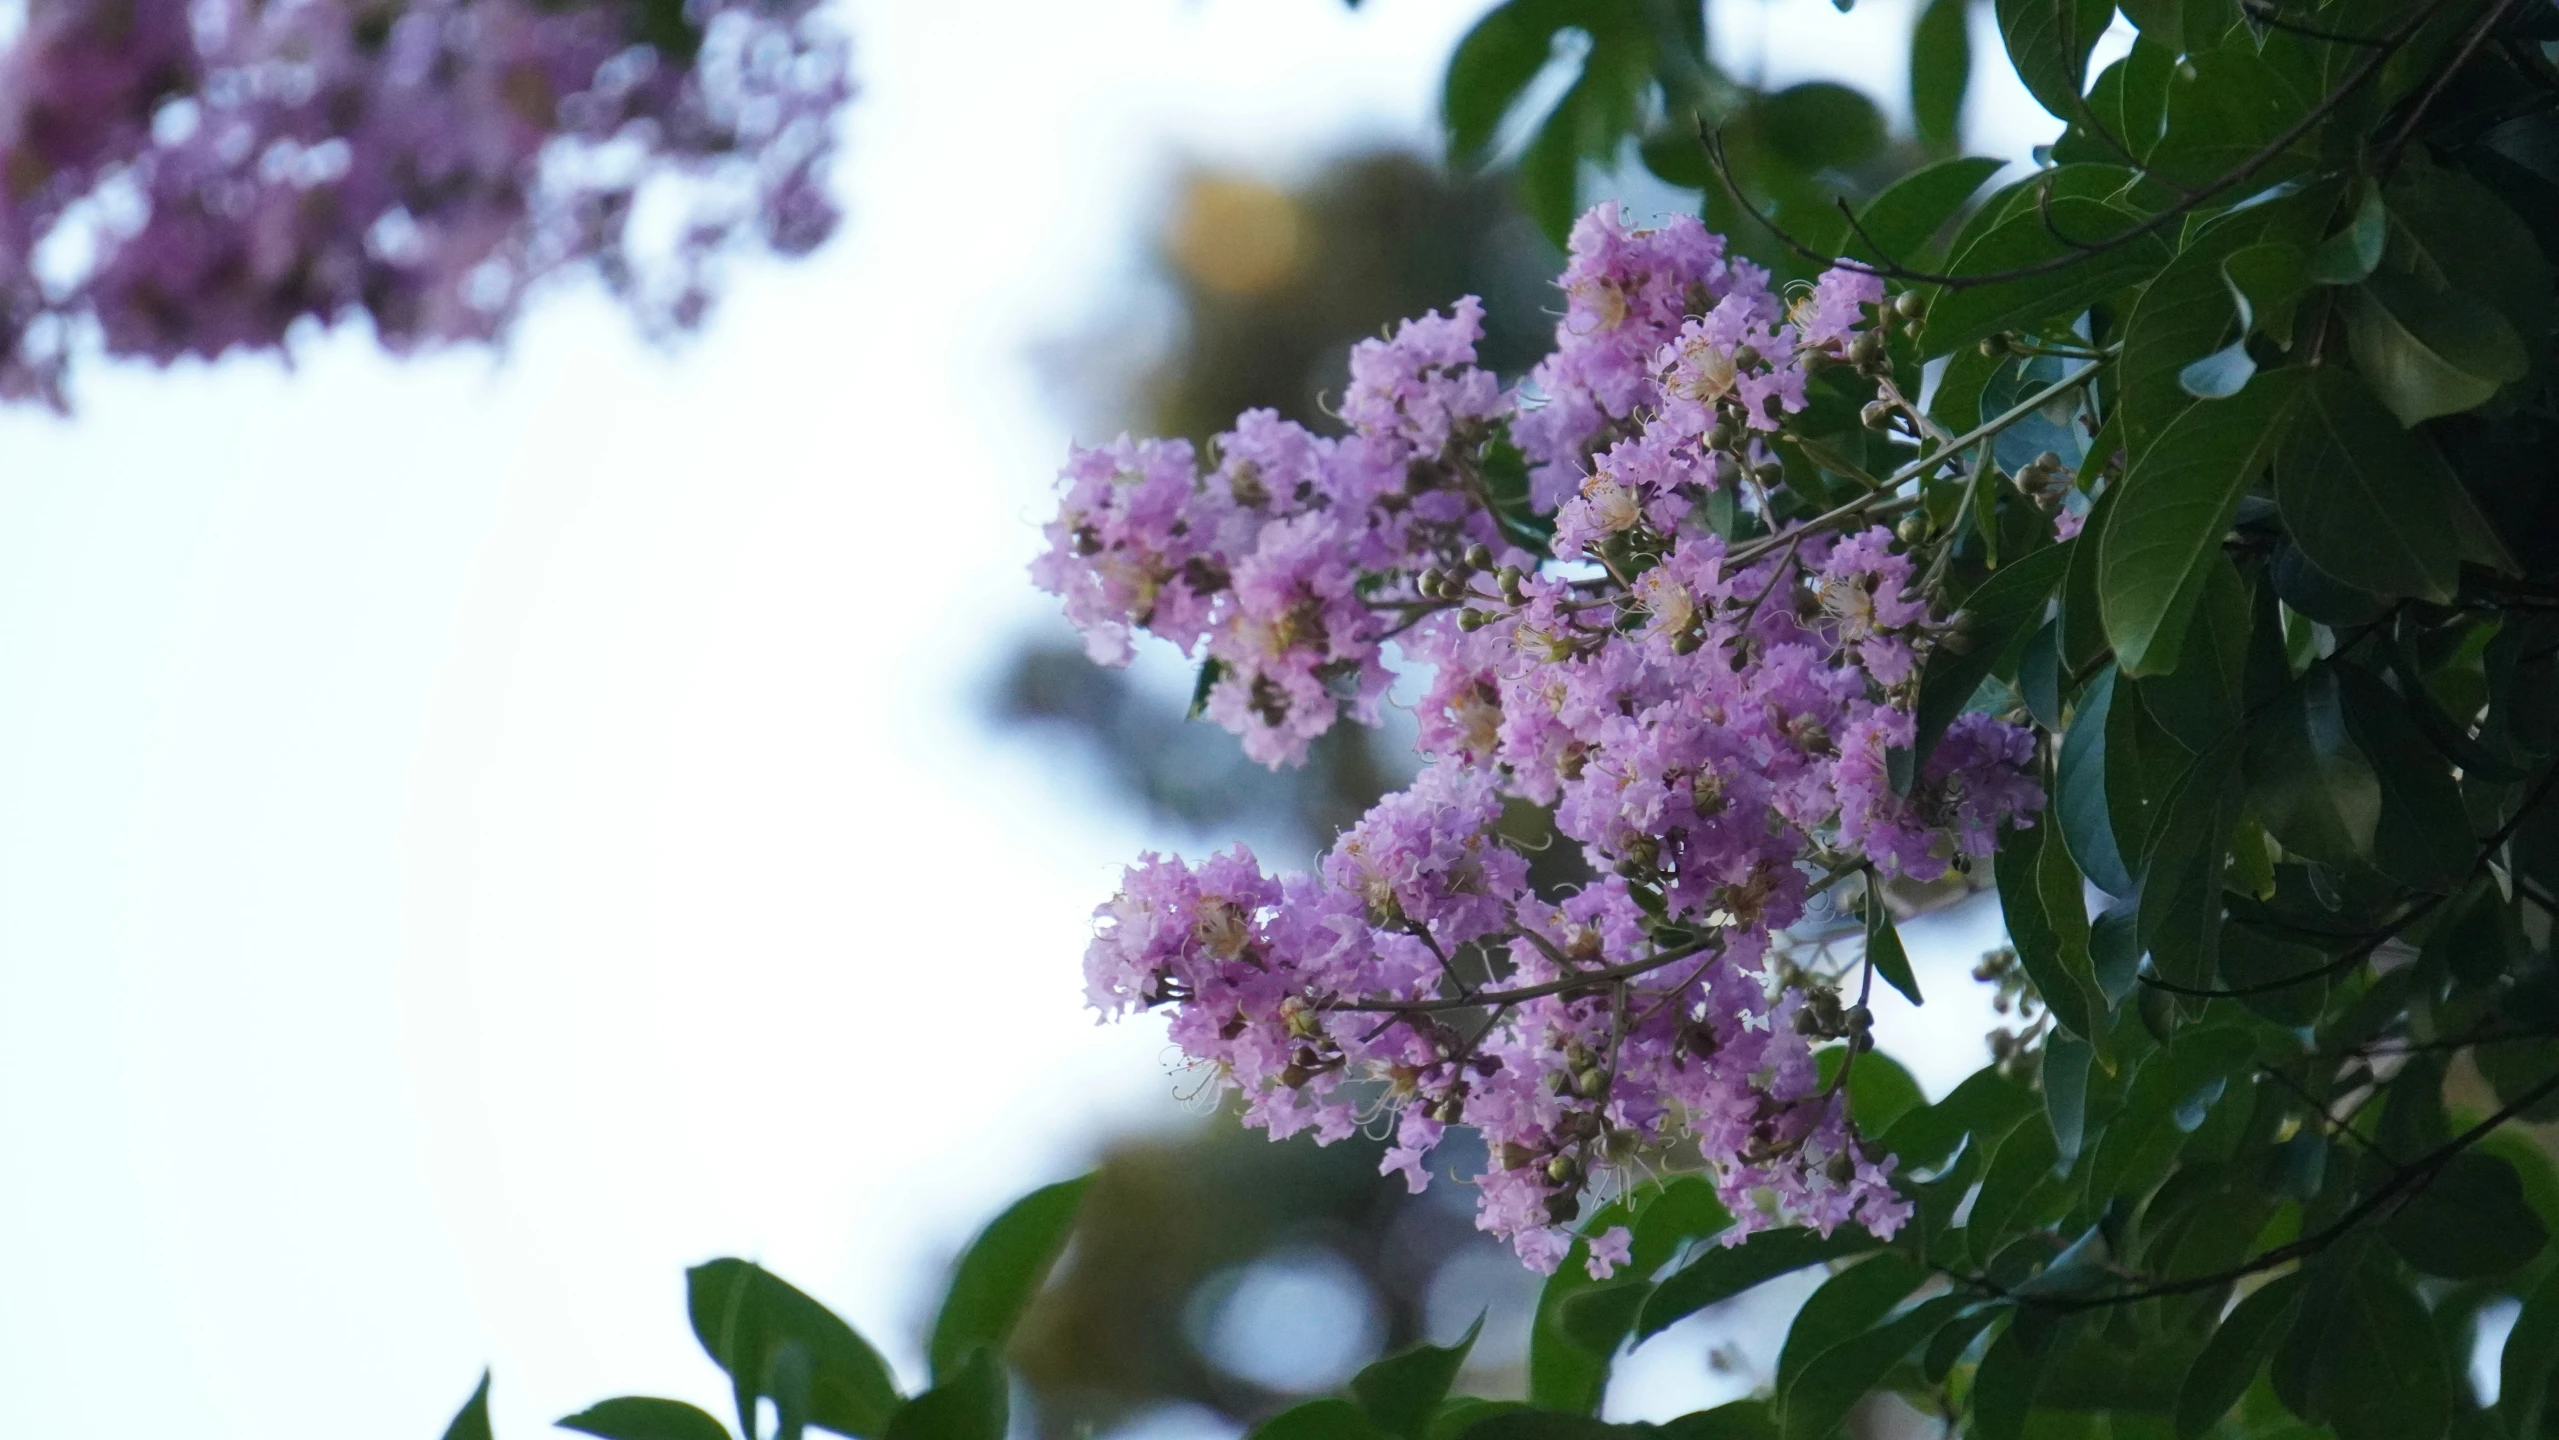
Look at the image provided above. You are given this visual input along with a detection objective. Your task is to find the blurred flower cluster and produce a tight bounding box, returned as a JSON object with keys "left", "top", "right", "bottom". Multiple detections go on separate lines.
{"left": 1038, "top": 204, "right": 2045, "bottom": 1271}
{"left": 0, "top": 0, "right": 846, "bottom": 405}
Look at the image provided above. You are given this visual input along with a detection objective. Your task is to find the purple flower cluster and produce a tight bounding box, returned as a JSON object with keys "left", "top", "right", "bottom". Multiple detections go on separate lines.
{"left": 1047, "top": 207, "right": 2046, "bottom": 1271}
{"left": 0, "top": 0, "right": 848, "bottom": 405}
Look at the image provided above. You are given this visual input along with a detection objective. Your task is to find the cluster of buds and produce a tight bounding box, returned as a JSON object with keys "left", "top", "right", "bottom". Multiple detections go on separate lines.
{"left": 1974, "top": 945, "right": 2050, "bottom": 1081}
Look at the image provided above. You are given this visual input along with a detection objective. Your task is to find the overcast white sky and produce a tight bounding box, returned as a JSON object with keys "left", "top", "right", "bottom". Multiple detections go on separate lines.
{"left": 0, "top": 3, "right": 2069, "bottom": 1436}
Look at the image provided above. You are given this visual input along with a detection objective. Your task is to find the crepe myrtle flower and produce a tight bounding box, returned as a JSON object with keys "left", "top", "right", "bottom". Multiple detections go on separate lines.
{"left": 1048, "top": 207, "right": 2030, "bottom": 1266}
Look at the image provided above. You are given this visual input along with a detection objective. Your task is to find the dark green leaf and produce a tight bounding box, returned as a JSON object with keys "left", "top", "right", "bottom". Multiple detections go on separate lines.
{"left": 2218, "top": 921, "right": 2327, "bottom": 1026}
{"left": 2245, "top": 665, "right": 2381, "bottom": 869}
{"left": 1775, "top": 1254, "right": 1933, "bottom": 1398}
{"left": 1847, "top": 156, "right": 2003, "bottom": 268}
{"left": 1252, "top": 1399, "right": 1392, "bottom": 1440}
{"left": 2098, "top": 368, "right": 2307, "bottom": 676}
{"left": 2224, "top": 240, "right": 2310, "bottom": 349}
{"left": 1995, "top": 0, "right": 2120, "bottom": 121}
{"left": 1757, "top": 83, "right": 1886, "bottom": 172}
{"left": 2058, "top": 669, "right": 2136, "bottom": 894}
{"left": 1924, "top": 199, "right": 2171, "bottom": 359}
{"left": 560, "top": 1399, "right": 734, "bottom": 1440}
{"left": 1818, "top": 1046, "right": 1927, "bottom": 1135}
{"left": 1638, "top": 1228, "right": 1876, "bottom": 1340}
{"left": 1558, "top": 1281, "right": 1650, "bottom": 1359}
{"left": 1910, "top": 0, "right": 1974, "bottom": 151}
{"left": 1969, "top": 1322, "right": 2035, "bottom": 1440}
{"left": 1864, "top": 886, "right": 1922, "bottom": 1007}
{"left": 2386, "top": 1151, "right": 2548, "bottom": 1278}
{"left": 688, "top": 1260, "right": 901, "bottom": 1440}
{"left": 2275, "top": 1253, "right": 2452, "bottom": 1440}
{"left": 2333, "top": 664, "right": 2471, "bottom": 891}
{"left": 1996, "top": 819, "right": 2100, "bottom": 1039}
{"left": 929, "top": 1175, "right": 1090, "bottom": 1381}
{"left": 1354, "top": 1319, "right": 1482, "bottom": 1440}
{"left": 2044, "top": 1031, "right": 2093, "bottom": 1162}
{"left": 2118, "top": 215, "right": 2275, "bottom": 470}
{"left": 2137, "top": 735, "right": 2243, "bottom": 990}
{"left": 2086, "top": 1025, "right": 2254, "bottom": 1203}
{"left": 2175, "top": 1273, "right": 2301, "bottom": 1439}
{"left": 1443, "top": 0, "right": 1573, "bottom": 167}
{"left": 2500, "top": 1261, "right": 2559, "bottom": 1437}
{"left": 2131, "top": 554, "right": 2249, "bottom": 751}
{"left": 1781, "top": 1296, "right": 1969, "bottom": 1440}
{"left": 2346, "top": 272, "right": 2529, "bottom": 427}
{"left": 2272, "top": 368, "right": 2463, "bottom": 604}
{"left": 1966, "top": 1120, "right": 2062, "bottom": 1258}
{"left": 2177, "top": 342, "right": 2255, "bottom": 400}
{"left": 1535, "top": 1179, "right": 1731, "bottom": 1409}
{"left": 2308, "top": 185, "right": 2385, "bottom": 285}
{"left": 443, "top": 1373, "right": 494, "bottom": 1440}
{"left": 2149, "top": 46, "right": 2309, "bottom": 188}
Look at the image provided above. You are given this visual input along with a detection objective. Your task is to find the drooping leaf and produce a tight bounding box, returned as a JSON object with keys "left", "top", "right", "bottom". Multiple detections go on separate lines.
{"left": 1442, "top": 0, "right": 1576, "bottom": 168}
{"left": 2273, "top": 1252, "right": 2453, "bottom": 1440}
{"left": 1996, "top": 818, "right": 2100, "bottom": 1039}
{"left": 2044, "top": 1031, "right": 2094, "bottom": 1163}
{"left": 2308, "top": 184, "right": 2385, "bottom": 285}
{"left": 2332, "top": 663, "right": 2472, "bottom": 892}
{"left": 1774, "top": 1254, "right": 1934, "bottom": 1398}
{"left": 928, "top": 1175, "right": 1090, "bottom": 1381}
{"left": 2057, "top": 666, "right": 2136, "bottom": 895}
{"left": 2136, "top": 734, "right": 2243, "bottom": 990}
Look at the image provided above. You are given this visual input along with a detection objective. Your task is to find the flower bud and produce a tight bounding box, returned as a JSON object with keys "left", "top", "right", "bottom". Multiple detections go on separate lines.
{"left": 1733, "top": 344, "right": 1762, "bottom": 370}
{"left": 1546, "top": 1154, "right": 1582, "bottom": 1185}
{"left": 1497, "top": 564, "right": 1525, "bottom": 600}
{"left": 1464, "top": 542, "right": 1494, "bottom": 571}
{"left": 1824, "top": 1150, "right": 1857, "bottom": 1185}
{"left": 1850, "top": 331, "right": 1886, "bottom": 368}
{"left": 1458, "top": 607, "right": 1488, "bottom": 632}
{"left": 1574, "top": 1066, "right": 1609, "bottom": 1099}
{"left": 1861, "top": 400, "right": 1895, "bottom": 432}
{"left": 1896, "top": 514, "right": 1928, "bottom": 546}
{"left": 1894, "top": 290, "right": 1927, "bottom": 322}
{"left": 1418, "top": 567, "right": 1447, "bottom": 599}
{"left": 1845, "top": 1004, "right": 1872, "bottom": 1034}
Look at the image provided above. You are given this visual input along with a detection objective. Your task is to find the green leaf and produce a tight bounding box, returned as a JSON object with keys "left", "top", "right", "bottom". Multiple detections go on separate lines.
{"left": 2175, "top": 1274, "right": 2302, "bottom": 1438}
{"left": 2118, "top": 217, "right": 2271, "bottom": 470}
{"left": 2309, "top": 185, "right": 2385, "bottom": 285}
{"left": 1910, "top": 0, "right": 1974, "bottom": 151}
{"left": 443, "top": 1373, "right": 494, "bottom": 1440}
{"left": 2148, "top": 45, "right": 2309, "bottom": 188}
{"left": 1780, "top": 1295, "right": 1970, "bottom": 1440}
{"left": 2044, "top": 1032, "right": 2094, "bottom": 1162}
{"left": 1443, "top": 0, "right": 1573, "bottom": 167}
{"left": 1638, "top": 1228, "right": 1877, "bottom": 1341}
{"left": 2224, "top": 241, "right": 2310, "bottom": 349}
{"left": 1969, "top": 1322, "right": 2036, "bottom": 1440}
{"left": 1775, "top": 1254, "right": 1934, "bottom": 1398}
{"left": 687, "top": 1260, "right": 902, "bottom": 1440}
{"left": 2098, "top": 368, "right": 2307, "bottom": 676}
{"left": 1995, "top": 0, "right": 2119, "bottom": 121}
{"left": 1848, "top": 156, "right": 2003, "bottom": 269}
{"left": 2501, "top": 1262, "right": 2559, "bottom": 1437}
{"left": 1924, "top": 199, "right": 2171, "bottom": 359}
{"left": 1253, "top": 1399, "right": 1393, "bottom": 1440}
{"left": 1864, "top": 885, "right": 1922, "bottom": 1007}
{"left": 2136, "top": 734, "right": 2244, "bottom": 990}
{"left": 928, "top": 1175, "right": 1090, "bottom": 1381}
{"left": 2245, "top": 664, "right": 2381, "bottom": 869}
{"left": 1758, "top": 83, "right": 1886, "bottom": 172}
{"left": 2272, "top": 368, "right": 2463, "bottom": 604}
{"left": 560, "top": 1399, "right": 734, "bottom": 1440}
{"left": 1353, "top": 1319, "right": 1482, "bottom": 1440}
{"left": 1558, "top": 1280, "right": 1651, "bottom": 1359}
{"left": 884, "top": 1349, "right": 1006, "bottom": 1440}
{"left": 2332, "top": 664, "right": 2471, "bottom": 892}
{"left": 1914, "top": 541, "right": 2071, "bottom": 776}
{"left": 2057, "top": 667, "right": 2135, "bottom": 895}
{"left": 1817, "top": 1046, "right": 1926, "bottom": 1134}
{"left": 2386, "top": 1151, "right": 2549, "bottom": 1278}
{"left": 2086, "top": 1025, "right": 2254, "bottom": 1204}
{"left": 1966, "top": 1119, "right": 2062, "bottom": 1258}
{"left": 2177, "top": 342, "right": 2255, "bottom": 400}
{"left": 2346, "top": 272, "right": 2529, "bottom": 427}
{"left": 1536, "top": 1179, "right": 1732, "bottom": 1408}
{"left": 1996, "top": 819, "right": 2100, "bottom": 1039}
{"left": 2275, "top": 1253, "right": 2452, "bottom": 1440}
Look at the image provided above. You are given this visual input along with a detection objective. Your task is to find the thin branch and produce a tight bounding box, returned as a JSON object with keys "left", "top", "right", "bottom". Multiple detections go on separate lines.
{"left": 2380, "top": 0, "right": 2524, "bottom": 168}
{"left": 1330, "top": 937, "right": 1716, "bottom": 1013}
